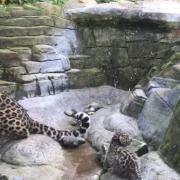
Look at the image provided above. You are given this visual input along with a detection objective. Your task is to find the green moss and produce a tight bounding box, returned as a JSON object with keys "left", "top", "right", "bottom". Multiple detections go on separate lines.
{"left": 159, "top": 52, "right": 180, "bottom": 74}
{"left": 173, "top": 153, "right": 180, "bottom": 166}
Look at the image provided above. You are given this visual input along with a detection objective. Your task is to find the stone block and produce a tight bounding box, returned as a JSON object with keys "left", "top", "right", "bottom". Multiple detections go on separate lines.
{"left": 93, "top": 28, "right": 126, "bottom": 47}
{"left": 115, "top": 66, "right": 146, "bottom": 89}
{"left": 128, "top": 42, "right": 158, "bottom": 58}
{"left": 9, "top": 47, "right": 32, "bottom": 61}
{"left": 32, "top": 45, "right": 61, "bottom": 61}
{"left": 0, "top": 16, "right": 54, "bottom": 27}
{"left": 0, "top": 36, "right": 60, "bottom": 48}
{"left": 22, "top": 61, "right": 41, "bottom": 74}
{"left": 70, "top": 55, "right": 94, "bottom": 69}
{"left": 137, "top": 86, "right": 180, "bottom": 148}
{"left": 67, "top": 68, "right": 106, "bottom": 88}
{"left": 111, "top": 48, "right": 129, "bottom": 68}
{"left": 125, "top": 30, "right": 164, "bottom": 42}
{"left": 32, "top": 44, "right": 72, "bottom": 62}
{"left": 38, "top": 80, "right": 54, "bottom": 96}
{"left": 0, "top": 49, "right": 21, "bottom": 67}
{"left": 84, "top": 47, "right": 112, "bottom": 68}
{"left": 82, "top": 28, "right": 96, "bottom": 48}
{"left": 0, "top": 26, "right": 50, "bottom": 37}
{"left": 120, "top": 86, "right": 147, "bottom": 118}
{"left": 52, "top": 16, "right": 76, "bottom": 29}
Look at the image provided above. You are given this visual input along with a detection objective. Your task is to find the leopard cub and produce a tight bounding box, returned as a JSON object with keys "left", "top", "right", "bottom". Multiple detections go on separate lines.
{"left": 104, "top": 132, "right": 141, "bottom": 180}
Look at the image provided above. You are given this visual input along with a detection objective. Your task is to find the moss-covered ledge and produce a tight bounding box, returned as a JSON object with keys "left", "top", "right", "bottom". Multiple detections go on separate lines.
{"left": 65, "top": 4, "right": 180, "bottom": 29}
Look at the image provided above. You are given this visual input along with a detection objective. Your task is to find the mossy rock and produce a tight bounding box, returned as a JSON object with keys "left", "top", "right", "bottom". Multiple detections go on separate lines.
{"left": 160, "top": 99, "right": 180, "bottom": 173}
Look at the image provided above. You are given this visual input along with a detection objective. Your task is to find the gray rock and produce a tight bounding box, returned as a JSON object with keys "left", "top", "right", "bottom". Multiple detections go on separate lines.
{"left": 9, "top": 47, "right": 32, "bottom": 61}
{"left": 103, "top": 112, "right": 141, "bottom": 139}
{"left": 0, "top": 162, "right": 65, "bottom": 180}
{"left": 66, "top": 4, "right": 180, "bottom": 28}
{"left": 0, "top": 49, "right": 21, "bottom": 67}
{"left": 1, "top": 135, "right": 64, "bottom": 167}
{"left": 160, "top": 100, "right": 180, "bottom": 173}
{"left": 137, "top": 85, "right": 180, "bottom": 148}
{"left": 100, "top": 151, "right": 180, "bottom": 180}
{"left": 32, "top": 44, "right": 62, "bottom": 62}
{"left": 120, "top": 87, "right": 147, "bottom": 118}
{"left": 88, "top": 104, "right": 142, "bottom": 151}
{"left": 93, "top": 28, "right": 126, "bottom": 47}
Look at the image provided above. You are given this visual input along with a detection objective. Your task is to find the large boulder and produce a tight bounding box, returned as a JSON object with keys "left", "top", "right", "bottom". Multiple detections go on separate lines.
{"left": 100, "top": 152, "right": 180, "bottom": 180}
{"left": 160, "top": 100, "right": 180, "bottom": 173}
{"left": 1, "top": 135, "right": 64, "bottom": 167}
{"left": 137, "top": 85, "right": 180, "bottom": 148}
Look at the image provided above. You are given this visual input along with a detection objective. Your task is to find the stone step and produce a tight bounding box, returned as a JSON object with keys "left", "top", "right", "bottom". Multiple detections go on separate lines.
{"left": 66, "top": 68, "right": 106, "bottom": 88}
{"left": 0, "top": 16, "right": 53, "bottom": 27}
{"left": 0, "top": 36, "right": 60, "bottom": 48}
{"left": 22, "top": 58, "right": 70, "bottom": 74}
{"left": 0, "top": 26, "right": 50, "bottom": 37}
{"left": 18, "top": 73, "right": 69, "bottom": 98}
{"left": 69, "top": 54, "right": 96, "bottom": 69}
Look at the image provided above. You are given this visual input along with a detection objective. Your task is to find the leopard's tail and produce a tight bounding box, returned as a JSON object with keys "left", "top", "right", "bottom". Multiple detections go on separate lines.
{"left": 28, "top": 112, "right": 90, "bottom": 147}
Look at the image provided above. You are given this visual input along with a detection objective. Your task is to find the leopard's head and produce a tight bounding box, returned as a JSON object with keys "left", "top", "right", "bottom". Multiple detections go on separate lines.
{"left": 112, "top": 132, "right": 132, "bottom": 147}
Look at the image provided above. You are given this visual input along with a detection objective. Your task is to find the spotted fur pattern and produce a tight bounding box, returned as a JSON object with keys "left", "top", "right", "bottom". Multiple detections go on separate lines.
{"left": 104, "top": 132, "right": 141, "bottom": 180}
{"left": 0, "top": 93, "right": 90, "bottom": 147}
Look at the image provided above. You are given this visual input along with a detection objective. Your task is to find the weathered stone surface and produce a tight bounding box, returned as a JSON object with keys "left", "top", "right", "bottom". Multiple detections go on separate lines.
{"left": 66, "top": 4, "right": 180, "bottom": 29}
{"left": 0, "top": 16, "right": 53, "bottom": 27}
{"left": 111, "top": 48, "right": 129, "bottom": 68}
{"left": 0, "top": 36, "right": 61, "bottom": 48}
{"left": 81, "top": 28, "right": 96, "bottom": 47}
{"left": 100, "top": 151, "right": 180, "bottom": 180}
{"left": 125, "top": 30, "right": 164, "bottom": 42}
{"left": 3, "top": 66, "right": 26, "bottom": 82}
{"left": 93, "top": 28, "right": 126, "bottom": 47}
{"left": 17, "top": 73, "right": 68, "bottom": 83}
{"left": 0, "top": 162, "right": 65, "bottom": 180}
{"left": 160, "top": 100, "right": 180, "bottom": 173}
{"left": 18, "top": 73, "right": 69, "bottom": 98}
{"left": 32, "top": 44, "right": 61, "bottom": 61}
{"left": 52, "top": 16, "right": 76, "bottom": 29}
{"left": 148, "top": 77, "right": 180, "bottom": 90}
{"left": 84, "top": 47, "right": 112, "bottom": 68}
{"left": 1, "top": 135, "right": 64, "bottom": 167}
{"left": 120, "top": 87, "right": 147, "bottom": 118}
{"left": 70, "top": 54, "right": 94, "bottom": 69}
{"left": 0, "top": 26, "right": 50, "bottom": 37}
{"left": 22, "top": 61, "right": 41, "bottom": 74}
{"left": 172, "top": 64, "right": 180, "bottom": 79}
{"left": 103, "top": 112, "right": 141, "bottom": 138}
{"left": 0, "top": 49, "right": 21, "bottom": 67}
{"left": 137, "top": 85, "right": 180, "bottom": 148}
{"left": 67, "top": 68, "right": 106, "bottom": 88}
{"left": 9, "top": 47, "right": 32, "bottom": 61}
{"left": 127, "top": 42, "right": 158, "bottom": 58}
{"left": 115, "top": 66, "right": 146, "bottom": 89}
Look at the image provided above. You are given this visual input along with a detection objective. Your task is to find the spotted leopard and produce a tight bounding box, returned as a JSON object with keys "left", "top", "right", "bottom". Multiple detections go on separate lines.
{"left": 0, "top": 93, "right": 90, "bottom": 147}
{"left": 104, "top": 132, "right": 141, "bottom": 180}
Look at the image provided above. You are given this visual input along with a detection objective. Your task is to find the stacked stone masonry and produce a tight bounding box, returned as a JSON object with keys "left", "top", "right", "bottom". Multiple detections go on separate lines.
{"left": 66, "top": 5, "right": 180, "bottom": 89}
{"left": 0, "top": 5, "right": 106, "bottom": 98}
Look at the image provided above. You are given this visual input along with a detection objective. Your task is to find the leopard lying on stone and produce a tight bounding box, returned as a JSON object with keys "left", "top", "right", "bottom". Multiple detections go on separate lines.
{"left": 0, "top": 93, "right": 91, "bottom": 148}
{"left": 104, "top": 132, "right": 142, "bottom": 180}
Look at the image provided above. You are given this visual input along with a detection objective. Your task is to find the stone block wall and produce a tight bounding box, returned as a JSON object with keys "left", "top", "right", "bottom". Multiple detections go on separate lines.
{"left": 0, "top": 5, "right": 80, "bottom": 98}
{"left": 66, "top": 5, "right": 180, "bottom": 89}
{"left": 80, "top": 27, "right": 173, "bottom": 89}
